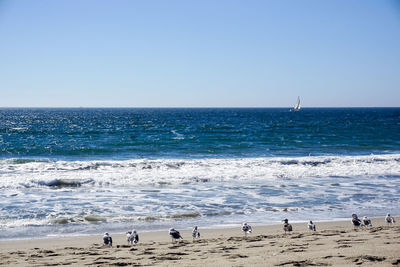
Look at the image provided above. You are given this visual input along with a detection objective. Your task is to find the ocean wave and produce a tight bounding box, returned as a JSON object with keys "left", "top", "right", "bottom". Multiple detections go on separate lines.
{"left": 0, "top": 154, "right": 400, "bottom": 189}
{"left": 36, "top": 179, "right": 94, "bottom": 188}
{"left": 3, "top": 158, "right": 50, "bottom": 165}
{"left": 0, "top": 212, "right": 204, "bottom": 229}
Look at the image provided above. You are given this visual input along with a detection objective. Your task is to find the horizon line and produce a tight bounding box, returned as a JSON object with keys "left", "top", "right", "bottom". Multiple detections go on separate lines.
{"left": 0, "top": 106, "right": 399, "bottom": 109}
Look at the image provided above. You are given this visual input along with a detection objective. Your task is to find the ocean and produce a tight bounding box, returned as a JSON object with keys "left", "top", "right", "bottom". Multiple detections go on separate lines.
{"left": 1, "top": 108, "right": 400, "bottom": 240}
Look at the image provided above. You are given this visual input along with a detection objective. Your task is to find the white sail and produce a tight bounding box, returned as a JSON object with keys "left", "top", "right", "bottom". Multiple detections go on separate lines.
{"left": 291, "top": 97, "right": 300, "bottom": 111}
{"left": 294, "top": 97, "right": 300, "bottom": 110}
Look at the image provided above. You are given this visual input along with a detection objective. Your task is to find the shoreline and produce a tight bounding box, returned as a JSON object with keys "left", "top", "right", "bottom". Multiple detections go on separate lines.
{"left": 0, "top": 216, "right": 357, "bottom": 242}
{"left": 1, "top": 217, "right": 399, "bottom": 266}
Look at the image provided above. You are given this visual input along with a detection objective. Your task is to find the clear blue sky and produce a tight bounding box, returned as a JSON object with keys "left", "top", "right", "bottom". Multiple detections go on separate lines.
{"left": 1, "top": 0, "right": 399, "bottom": 107}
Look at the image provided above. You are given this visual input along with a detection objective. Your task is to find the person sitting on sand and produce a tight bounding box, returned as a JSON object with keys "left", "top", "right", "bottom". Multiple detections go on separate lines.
{"left": 103, "top": 232, "right": 112, "bottom": 246}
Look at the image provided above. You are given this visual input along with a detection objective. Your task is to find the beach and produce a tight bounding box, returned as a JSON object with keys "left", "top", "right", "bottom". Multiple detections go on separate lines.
{"left": 1, "top": 217, "right": 399, "bottom": 266}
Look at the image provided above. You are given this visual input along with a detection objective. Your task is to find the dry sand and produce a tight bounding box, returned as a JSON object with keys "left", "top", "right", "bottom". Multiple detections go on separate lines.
{"left": 1, "top": 217, "right": 399, "bottom": 266}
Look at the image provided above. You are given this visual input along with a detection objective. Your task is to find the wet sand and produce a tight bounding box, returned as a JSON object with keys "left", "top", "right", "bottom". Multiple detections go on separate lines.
{"left": 1, "top": 217, "right": 399, "bottom": 266}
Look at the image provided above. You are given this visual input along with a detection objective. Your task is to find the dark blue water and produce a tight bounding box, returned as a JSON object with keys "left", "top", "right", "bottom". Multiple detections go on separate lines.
{"left": 1, "top": 108, "right": 399, "bottom": 160}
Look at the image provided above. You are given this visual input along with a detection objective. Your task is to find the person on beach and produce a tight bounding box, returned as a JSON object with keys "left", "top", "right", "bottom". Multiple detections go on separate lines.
{"left": 192, "top": 226, "right": 200, "bottom": 240}
{"left": 103, "top": 232, "right": 112, "bottom": 246}
{"left": 127, "top": 230, "right": 139, "bottom": 244}
{"left": 282, "top": 219, "right": 293, "bottom": 234}
{"left": 385, "top": 213, "right": 396, "bottom": 225}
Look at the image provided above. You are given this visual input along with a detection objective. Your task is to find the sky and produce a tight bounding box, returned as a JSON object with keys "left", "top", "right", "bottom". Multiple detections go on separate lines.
{"left": 0, "top": 0, "right": 399, "bottom": 107}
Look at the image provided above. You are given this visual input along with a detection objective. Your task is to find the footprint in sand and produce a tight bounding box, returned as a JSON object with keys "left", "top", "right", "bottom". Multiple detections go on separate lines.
{"left": 348, "top": 255, "right": 386, "bottom": 265}
{"left": 280, "top": 248, "right": 307, "bottom": 253}
{"left": 392, "top": 259, "right": 400, "bottom": 265}
{"left": 95, "top": 256, "right": 118, "bottom": 260}
{"left": 227, "top": 254, "right": 248, "bottom": 259}
{"left": 29, "top": 254, "right": 44, "bottom": 258}
{"left": 335, "top": 244, "right": 352, "bottom": 248}
{"left": 275, "top": 259, "right": 328, "bottom": 266}
{"left": 110, "top": 262, "right": 130, "bottom": 266}
{"left": 139, "top": 251, "right": 155, "bottom": 255}
{"left": 149, "top": 255, "right": 181, "bottom": 261}
{"left": 168, "top": 244, "right": 186, "bottom": 249}
{"left": 217, "top": 246, "right": 239, "bottom": 251}
{"left": 165, "top": 252, "right": 189, "bottom": 256}
{"left": 10, "top": 250, "right": 26, "bottom": 255}
{"left": 245, "top": 244, "right": 264, "bottom": 248}
{"left": 92, "top": 260, "right": 109, "bottom": 265}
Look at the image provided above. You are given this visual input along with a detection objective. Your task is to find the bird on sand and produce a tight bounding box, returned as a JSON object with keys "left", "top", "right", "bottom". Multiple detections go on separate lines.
{"left": 242, "top": 222, "right": 252, "bottom": 237}
{"left": 169, "top": 228, "right": 183, "bottom": 242}
{"left": 282, "top": 219, "right": 293, "bottom": 234}
{"left": 192, "top": 226, "right": 200, "bottom": 240}
{"left": 362, "top": 216, "right": 372, "bottom": 227}
{"left": 103, "top": 232, "right": 112, "bottom": 246}
{"left": 307, "top": 220, "right": 316, "bottom": 231}
{"left": 385, "top": 213, "right": 396, "bottom": 225}
{"left": 126, "top": 229, "right": 139, "bottom": 244}
{"left": 351, "top": 214, "right": 363, "bottom": 228}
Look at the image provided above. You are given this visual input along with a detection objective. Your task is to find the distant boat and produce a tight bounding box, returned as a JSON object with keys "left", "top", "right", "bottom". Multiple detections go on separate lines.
{"left": 290, "top": 97, "right": 301, "bottom": 111}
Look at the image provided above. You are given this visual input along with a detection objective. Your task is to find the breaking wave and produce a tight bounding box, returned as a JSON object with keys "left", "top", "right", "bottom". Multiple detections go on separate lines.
{"left": 1, "top": 154, "right": 400, "bottom": 189}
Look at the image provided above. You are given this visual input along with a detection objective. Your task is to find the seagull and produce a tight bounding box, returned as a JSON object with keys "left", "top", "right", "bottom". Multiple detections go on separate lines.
{"left": 241, "top": 222, "right": 252, "bottom": 237}
{"left": 103, "top": 232, "right": 112, "bottom": 246}
{"left": 127, "top": 229, "right": 139, "bottom": 244}
{"left": 308, "top": 220, "right": 316, "bottom": 232}
{"left": 351, "top": 214, "right": 363, "bottom": 228}
{"left": 385, "top": 213, "right": 396, "bottom": 225}
{"left": 169, "top": 228, "right": 183, "bottom": 242}
{"left": 192, "top": 226, "right": 200, "bottom": 240}
{"left": 282, "top": 219, "right": 293, "bottom": 234}
{"left": 362, "top": 216, "right": 372, "bottom": 227}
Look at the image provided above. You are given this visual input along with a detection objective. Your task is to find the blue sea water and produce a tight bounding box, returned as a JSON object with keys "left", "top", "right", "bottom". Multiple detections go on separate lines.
{"left": 0, "top": 108, "right": 400, "bottom": 239}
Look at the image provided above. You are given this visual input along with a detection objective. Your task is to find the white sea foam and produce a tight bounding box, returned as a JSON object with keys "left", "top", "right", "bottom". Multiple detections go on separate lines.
{"left": 0, "top": 154, "right": 399, "bottom": 189}
{"left": 1, "top": 154, "right": 400, "bottom": 239}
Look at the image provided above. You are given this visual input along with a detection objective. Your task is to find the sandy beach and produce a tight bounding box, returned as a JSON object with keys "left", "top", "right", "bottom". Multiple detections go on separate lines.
{"left": 0, "top": 217, "right": 399, "bottom": 266}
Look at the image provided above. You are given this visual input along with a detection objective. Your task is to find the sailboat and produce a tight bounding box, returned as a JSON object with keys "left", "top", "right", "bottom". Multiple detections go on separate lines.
{"left": 290, "top": 97, "right": 301, "bottom": 111}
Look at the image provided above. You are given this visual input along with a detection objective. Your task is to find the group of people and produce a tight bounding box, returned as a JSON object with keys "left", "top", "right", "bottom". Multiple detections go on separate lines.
{"left": 103, "top": 213, "right": 396, "bottom": 246}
